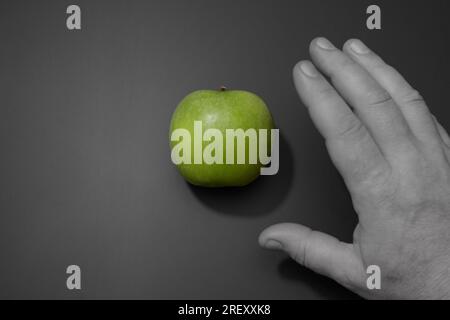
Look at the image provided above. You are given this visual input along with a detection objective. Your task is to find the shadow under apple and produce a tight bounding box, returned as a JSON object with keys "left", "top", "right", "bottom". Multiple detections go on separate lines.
{"left": 188, "top": 133, "right": 294, "bottom": 217}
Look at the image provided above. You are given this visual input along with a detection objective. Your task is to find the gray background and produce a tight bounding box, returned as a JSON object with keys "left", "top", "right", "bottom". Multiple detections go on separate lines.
{"left": 0, "top": 0, "right": 449, "bottom": 299}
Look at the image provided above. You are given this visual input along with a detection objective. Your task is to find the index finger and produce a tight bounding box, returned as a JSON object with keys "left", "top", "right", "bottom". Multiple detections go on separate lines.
{"left": 293, "top": 60, "right": 387, "bottom": 188}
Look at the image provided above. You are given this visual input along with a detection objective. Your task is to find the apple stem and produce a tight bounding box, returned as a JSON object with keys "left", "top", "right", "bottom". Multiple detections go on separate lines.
{"left": 219, "top": 86, "right": 227, "bottom": 92}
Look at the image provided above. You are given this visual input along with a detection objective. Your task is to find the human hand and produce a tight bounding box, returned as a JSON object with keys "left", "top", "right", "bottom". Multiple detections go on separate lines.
{"left": 259, "top": 37, "right": 450, "bottom": 299}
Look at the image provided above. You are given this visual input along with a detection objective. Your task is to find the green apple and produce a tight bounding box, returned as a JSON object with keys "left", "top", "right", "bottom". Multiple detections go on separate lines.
{"left": 169, "top": 88, "right": 275, "bottom": 187}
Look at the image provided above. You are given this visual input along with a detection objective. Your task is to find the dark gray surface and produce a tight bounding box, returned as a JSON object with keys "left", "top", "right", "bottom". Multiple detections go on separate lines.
{"left": 0, "top": 0, "right": 449, "bottom": 299}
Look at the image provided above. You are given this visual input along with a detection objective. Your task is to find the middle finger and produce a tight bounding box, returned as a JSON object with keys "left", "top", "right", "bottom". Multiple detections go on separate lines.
{"left": 309, "top": 37, "right": 415, "bottom": 160}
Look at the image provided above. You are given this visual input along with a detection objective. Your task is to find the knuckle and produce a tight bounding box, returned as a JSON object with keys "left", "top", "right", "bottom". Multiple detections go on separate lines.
{"left": 342, "top": 58, "right": 357, "bottom": 70}
{"left": 316, "top": 86, "right": 337, "bottom": 101}
{"left": 371, "top": 63, "right": 390, "bottom": 75}
{"left": 374, "top": 63, "right": 395, "bottom": 76}
{"left": 366, "top": 88, "right": 393, "bottom": 107}
{"left": 336, "top": 114, "right": 365, "bottom": 138}
{"left": 400, "top": 89, "right": 426, "bottom": 106}
{"left": 329, "top": 56, "right": 357, "bottom": 78}
{"left": 351, "top": 165, "right": 393, "bottom": 202}
{"left": 293, "top": 229, "right": 313, "bottom": 267}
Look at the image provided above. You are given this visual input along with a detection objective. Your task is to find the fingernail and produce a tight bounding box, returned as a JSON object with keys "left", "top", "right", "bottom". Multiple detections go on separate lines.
{"left": 299, "top": 61, "right": 318, "bottom": 77}
{"left": 316, "top": 37, "right": 335, "bottom": 50}
{"left": 264, "top": 239, "right": 283, "bottom": 250}
{"left": 350, "top": 39, "right": 370, "bottom": 54}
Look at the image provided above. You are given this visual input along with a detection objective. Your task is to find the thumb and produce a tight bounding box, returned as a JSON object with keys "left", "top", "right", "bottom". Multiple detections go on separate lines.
{"left": 259, "top": 223, "right": 366, "bottom": 292}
